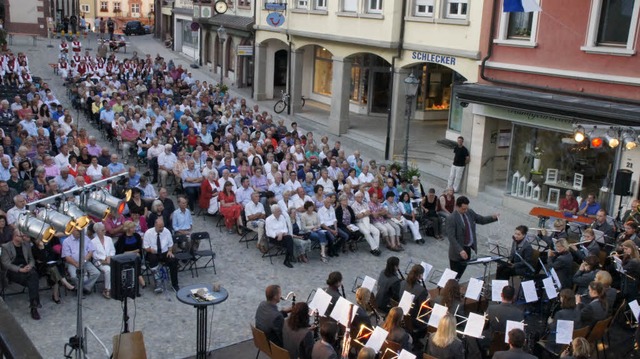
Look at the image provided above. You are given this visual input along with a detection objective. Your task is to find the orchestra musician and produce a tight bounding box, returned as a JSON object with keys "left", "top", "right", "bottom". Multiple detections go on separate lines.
{"left": 592, "top": 209, "right": 615, "bottom": 246}
{"left": 547, "top": 239, "right": 573, "bottom": 290}
{"left": 546, "top": 289, "right": 581, "bottom": 342}
{"left": 538, "top": 219, "right": 568, "bottom": 248}
{"left": 375, "top": 256, "right": 401, "bottom": 314}
{"left": 593, "top": 271, "right": 618, "bottom": 316}
{"left": 614, "top": 240, "right": 640, "bottom": 300}
{"left": 569, "top": 228, "right": 601, "bottom": 263}
{"left": 432, "top": 279, "right": 465, "bottom": 318}
{"left": 617, "top": 221, "right": 640, "bottom": 249}
{"left": 496, "top": 225, "right": 534, "bottom": 280}
{"left": 572, "top": 255, "right": 600, "bottom": 296}
{"left": 575, "top": 281, "right": 608, "bottom": 328}
{"left": 399, "top": 264, "right": 429, "bottom": 348}
{"left": 324, "top": 271, "right": 343, "bottom": 316}
{"left": 622, "top": 199, "right": 640, "bottom": 224}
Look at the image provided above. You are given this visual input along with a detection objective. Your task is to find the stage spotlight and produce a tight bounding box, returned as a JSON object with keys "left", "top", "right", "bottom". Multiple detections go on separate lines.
{"left": 624, "top": 135, "right": 637, "bottom": 150}
{"left": 82, "top": 198, "right": 112, "bottom": 220}
{"left": 91, "top": 189, "right": 126, "bottom": 215}
{"left": 17, "top": 213, "right": 55, "bottom": 242}
{"left": 36, "top": 208, "right": 76, "bottom": 235}
{"left": 573, "top": 126, "right": 586, "bottom": 143}
{"left": 60, "top": 202, "right": 90, "bottom": 229}
{"left": 590, "top": 137, "right": 603, "bottom": 148}
{"left": 605, "top": 132, "right": 619, "bottom": 148}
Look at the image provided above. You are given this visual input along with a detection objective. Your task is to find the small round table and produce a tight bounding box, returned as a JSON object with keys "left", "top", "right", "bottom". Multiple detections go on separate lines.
{"left": 176, "top": 284, "right": 228, "bottom": 359}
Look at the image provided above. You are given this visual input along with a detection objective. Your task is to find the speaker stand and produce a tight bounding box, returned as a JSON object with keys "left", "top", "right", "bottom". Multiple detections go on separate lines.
{"left": 122, "top": 298, "right": 130, "bottom": 334}
{"left": 617, "top": 195, "right": 627, "bottom": 222}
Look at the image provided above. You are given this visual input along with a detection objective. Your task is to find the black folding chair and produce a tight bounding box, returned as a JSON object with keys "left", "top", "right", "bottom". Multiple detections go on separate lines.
{"left": 191, "top": 231, "right": 216, "bottom": 275}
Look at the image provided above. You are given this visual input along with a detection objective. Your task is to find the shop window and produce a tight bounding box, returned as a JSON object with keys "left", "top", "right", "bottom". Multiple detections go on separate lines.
{"left": 182, "top": 22, "right": 197, "bottom": 46}
{"left": 367, "top": 0, "right": 383, "bottom": 13}
{"left": 415, "top": 63, "right": 453, "bottom": 111}
{"left": 583, "top": 0, "right": 639, "bottom": 55}
{"left": 315, "top": 0, "right": 327, "bottom": 10}
{"left": 444, "top": 0, "right": 468, "bottom": 19}
{"left": 343, "top": 0, "right": 358, "bottom": 12}
{"left": 313, "top": 46, "right": 333, "bottom": 96}
{"left": 508, "top": 124, "right": 615, "bottom": 199}
{"left": 297, "top": 0, "right": 309, "bottom": 9}
{"left": 414, "top": 0, "right": 434, "bottom": 16}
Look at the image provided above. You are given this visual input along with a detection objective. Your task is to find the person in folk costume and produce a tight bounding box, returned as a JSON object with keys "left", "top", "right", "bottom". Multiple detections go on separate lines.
{"left": 83, "top": 50, "right": 93, "bottom": 64}
{"left": 4, "top": 53, "right": 19, "bottom": 86}
{"left": 71, "top": 37, "right": 82, "bottom": 54}
{"left": 18, "top": 68, "right": 33, "bottom": 86}
{"left": 57, "top": 58, "right": 70, "bottom": 78}
{"left": 59, "top": 39, "right": 70, "bottom": 59}
{"left": 71, "top": 52, "right": 82, "bottom": 64}
{"left": 0, "top": 55, "right": 6, "bottom": 83}
{"left": 76, "top": 59, "right": 89, "bottom": 78}
{"left": 17, "top": 53, "right": 29, "bottom": 73}
{"left": 95, "top": 58, "right": 106, "bottom": 77}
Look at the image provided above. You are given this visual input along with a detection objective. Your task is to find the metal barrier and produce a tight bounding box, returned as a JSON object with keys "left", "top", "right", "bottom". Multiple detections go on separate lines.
{"left": 0, "top": 299, "right": 42, "bottom": 358}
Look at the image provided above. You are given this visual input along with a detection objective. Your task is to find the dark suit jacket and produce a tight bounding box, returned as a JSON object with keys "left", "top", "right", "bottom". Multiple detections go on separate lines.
{"left": 335, "top": 205, "right": 356, "bottom": 233}
{"left": 577, "top": 298, "right": 607, "bottom": 328}
{"left": 508, "top": 239, "right": 534, "bottom": 275}
{"left": 255, "top": 301, "right": 285, "bottom": 347}
{"left": 426, "top": 334, "right": 465, "bottom": 359}
{"left": 311, "top": 340, "right": 337, "bottom": 359}
{"left": 548, "top": 251, "right": 573, "bottom": 289}
{"left": 487, "top": 303, "right": 524, "bottom": 333}
{"left": 446, "top": 209, "right": 497, "bottom": 261}
{"left": 376, "top": 270, "right": 401, "bottom": 312}
{"left": 548, "top": 308, "right": 581, "bottom": 341}
{"left": 0, "top": 241, "right": 35, "bottom": 273}
{"left": 324, "top": 286, "right": 341, "bottom": 317}
{"left": 492, "top": 348, "right": 537, "bottom": 359}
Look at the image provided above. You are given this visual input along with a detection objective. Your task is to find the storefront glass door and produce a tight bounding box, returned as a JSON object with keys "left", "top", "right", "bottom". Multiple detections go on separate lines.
{"left": 370, "top": 71, "right": 390, "bottom": 114}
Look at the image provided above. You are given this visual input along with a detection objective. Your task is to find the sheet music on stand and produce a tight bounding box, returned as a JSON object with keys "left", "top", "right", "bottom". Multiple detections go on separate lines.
{"left": 593, "top": 229, "right": 605, "bottom": 245}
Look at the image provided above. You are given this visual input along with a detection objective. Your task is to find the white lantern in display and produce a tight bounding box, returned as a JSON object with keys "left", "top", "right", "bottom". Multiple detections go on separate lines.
{"left": 526, "top": 180, "right": 535, "bottom": 199}
{"left": 511, "top": 171, "right": 521, "bottom": 195}
{"left": 532, "top": 185, "right": 541, "bottom": 201}
{"left": 518, "top": 176, "right": 527, "bottom": 197}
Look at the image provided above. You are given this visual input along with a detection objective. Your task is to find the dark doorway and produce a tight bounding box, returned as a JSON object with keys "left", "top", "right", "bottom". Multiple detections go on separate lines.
{"left": 370, "top": 71, "right": 391, "bottom": 113}
{"left": 273, "top": 49, "right": 288, "bottom": 87}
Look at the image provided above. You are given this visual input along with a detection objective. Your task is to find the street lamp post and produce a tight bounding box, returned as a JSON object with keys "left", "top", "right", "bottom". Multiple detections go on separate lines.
{"left": 403, "top": 72, "right": 420, "bottom": 175}
{"left": 217, "top": 25, "right": 228, "bottom": 86}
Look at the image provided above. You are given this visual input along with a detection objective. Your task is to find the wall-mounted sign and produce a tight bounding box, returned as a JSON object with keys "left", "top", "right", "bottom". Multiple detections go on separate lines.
{"left": 266, "top": 12, "right": 285, "bottom": 27}
{"left": 190, "top": 22, "right": 200, "bottom": 31}
{"left": 411, "top": 51, "right": 457, "bottom": 66}
{"left": 193, "top": 5, "right": 200, "bottom": 18}
{"left": 265, "top": 3, "right": 287, "bottom": 11}
{"left": 201, "top": 6, "right": 212, "bottom": 18}
{"left": 237, "top": 46, "right": 253, "bottom": 56}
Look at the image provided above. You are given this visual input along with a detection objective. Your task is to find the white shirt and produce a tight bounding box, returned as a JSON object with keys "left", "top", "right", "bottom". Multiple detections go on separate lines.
{"left": 86, "top": 164, "right": 103, "bottom": 181}
{"left": 91, "top": 235, "right": 115, "bottom": 262}
{"left": 143, "top": 227, "right": 174, "bottom": 254}
{"left": 245, "top": 201, "right": 265, "bottom": 218}
{"left": 358, "top": 172, "right": 375, "bottom": 184}
{"left": 236, "top": 140, "right": 250, "bottom": 154}
{"left": 318, "top": 205, "right": 337, "bottom": 227}
{"left": 316, "top": 177, "right": 334, "bottom": 194}
{"left": 158, "top": 151, "right": 178, "bottom": 170}
{"left": 265, "top": 214, "right": 292, "bottom": 238}
{"left": 147, "top": 144, "right": 164, "bottom": 159}
{"left": 284, "top": 179, "right": 302, "bottom": 193}
{"left": 7, "top": 206, "right": 27, "bottom": 225}
{"left": 291, "top": 194, "right": 312, "bottom": 210}
{"left": 54, "top": 152, "right": 70, "bottom": 168}
{"left": 218, "top": 177, "right": 237, "bottom": 192}
{"left": 327, "top": 166, "right": 340, "bottom": 180}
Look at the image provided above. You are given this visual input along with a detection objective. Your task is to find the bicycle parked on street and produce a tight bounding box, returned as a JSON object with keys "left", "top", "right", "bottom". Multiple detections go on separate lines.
{"left": 274, "top": 90, "right": 306, "bottom": 114}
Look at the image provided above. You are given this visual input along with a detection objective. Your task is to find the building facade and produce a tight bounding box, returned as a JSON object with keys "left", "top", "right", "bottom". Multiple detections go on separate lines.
{"left": 194, "top": 0, "right": 254, "bottom": 88}
{"left": 254, "top": 0, "right": 485, "bottom": 157}
{"left": 4, "top": 0, "right": 51, "bottom": 36}
{"left": 81, "top": 0, "right": 155, "bottom": 31}
{"left": 456, "top": 0, "right": 640, "bottom": 213}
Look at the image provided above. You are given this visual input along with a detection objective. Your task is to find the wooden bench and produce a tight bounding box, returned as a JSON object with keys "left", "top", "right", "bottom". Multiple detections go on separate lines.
{"left": 8, "top": 33, "right": 38, "bottom": 46}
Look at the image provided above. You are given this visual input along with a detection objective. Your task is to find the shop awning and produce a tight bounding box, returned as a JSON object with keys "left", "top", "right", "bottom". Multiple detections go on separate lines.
{"left": 196, "top": 14, "right": 255, "bottom": 32}
{"left": 455, "top": 83, "right": 640, "bottom": 127}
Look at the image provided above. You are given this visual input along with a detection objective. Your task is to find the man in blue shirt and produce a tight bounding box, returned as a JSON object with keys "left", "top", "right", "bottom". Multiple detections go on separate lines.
{"left": 172, "top": 197, "right": 192, "bottom": 236}
{"left": 99, "top": 103, "right": 115, "bottom": 140}
{"left": 107, "top": 154, "right": 126, "bottom": 175}
{"left": 577, "top": 193, "right": 601, "bottom": 219}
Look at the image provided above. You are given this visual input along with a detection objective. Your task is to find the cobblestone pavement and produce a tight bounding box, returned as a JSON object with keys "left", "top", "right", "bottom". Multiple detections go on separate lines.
{"left": 1, "top": 34, "right": 533, "bottom": 359}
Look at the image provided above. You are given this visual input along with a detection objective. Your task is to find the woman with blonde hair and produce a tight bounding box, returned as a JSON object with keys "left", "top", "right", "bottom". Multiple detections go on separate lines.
{"left": 560, "top": 337, "right": 590, "bottom": 358}
{"left": 351, "top": 287, "right": 373, "bottom": 334}
{"left": 381, "top": 307, "right": 411, "bottom": 351}
{"left": 426, "top": 313, "right": 464, "bottom": 358}
{"left": 594, "top": 270, "right": 617, "bottom": 315}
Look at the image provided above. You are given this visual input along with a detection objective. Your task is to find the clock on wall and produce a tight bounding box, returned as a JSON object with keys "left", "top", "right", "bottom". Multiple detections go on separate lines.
{"left": 215, "top": 0, "right": 228, "bottom": 14}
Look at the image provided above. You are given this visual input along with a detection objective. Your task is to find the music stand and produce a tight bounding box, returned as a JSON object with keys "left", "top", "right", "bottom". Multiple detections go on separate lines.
{"left": 467, "top": 255, "right": 506, "bottom": 300}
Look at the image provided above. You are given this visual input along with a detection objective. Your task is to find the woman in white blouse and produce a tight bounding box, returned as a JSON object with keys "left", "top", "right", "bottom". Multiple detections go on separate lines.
{"left": 91, "top": 222, "right": 116, "bottom": 299}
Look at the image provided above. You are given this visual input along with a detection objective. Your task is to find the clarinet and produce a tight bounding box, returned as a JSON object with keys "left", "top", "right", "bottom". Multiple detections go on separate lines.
{"left": 340, "top": 285, "right": 346, "bottom": 298}
{"left": 398, "top": 270, "right": 405, "bottom": 281}
{"left": 313, "top": 310, "right": 320, "bottom": 341}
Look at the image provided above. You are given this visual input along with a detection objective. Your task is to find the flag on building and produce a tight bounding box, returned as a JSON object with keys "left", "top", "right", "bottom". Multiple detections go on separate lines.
{"left": 503, "top": 0, "right": 542, "bottom": 12}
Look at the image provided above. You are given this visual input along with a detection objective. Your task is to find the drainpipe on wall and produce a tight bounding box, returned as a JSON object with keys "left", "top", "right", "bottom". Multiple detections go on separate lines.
{"left": 384, "top": 0, "right": 407, "bottom": 160}
{"left": 251, "top": 0, "right": 257, "bottom": 99}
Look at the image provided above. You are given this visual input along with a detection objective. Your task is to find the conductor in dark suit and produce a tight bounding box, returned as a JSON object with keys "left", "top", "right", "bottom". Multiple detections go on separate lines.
{"left": 446, "top": 196, "right": 498, "bottom": 279}
{"left": 255, "top": 284, "right": 288, "bottom": 347}
{"left": 492, "top": 328, "right": 537, "bottom": 359}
